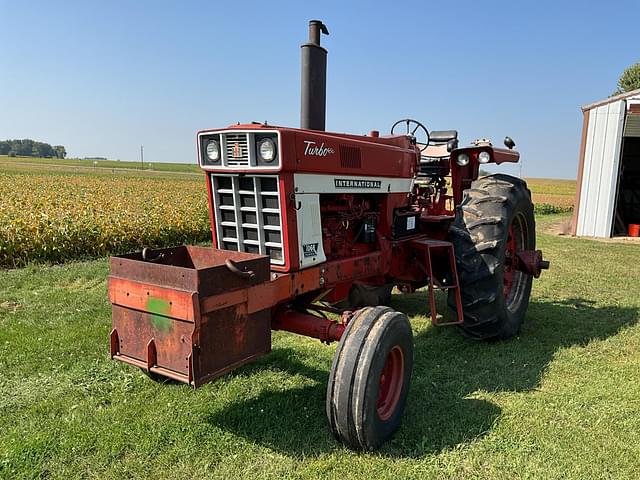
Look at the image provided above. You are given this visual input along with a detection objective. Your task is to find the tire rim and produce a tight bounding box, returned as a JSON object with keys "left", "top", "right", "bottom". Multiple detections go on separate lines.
{"left": 503, "top": 213, "right": 527, "bottom": 312}
{"left": 377, "top": 345, "right": 404, "bottom": 421}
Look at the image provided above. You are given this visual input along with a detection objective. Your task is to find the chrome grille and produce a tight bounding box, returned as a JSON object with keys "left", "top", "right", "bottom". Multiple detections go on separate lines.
{"left": 211, "top": 175, "right": 284, "bottom": 265}
{"left": 224, "top": 133, "right": 249, "bottom": 166}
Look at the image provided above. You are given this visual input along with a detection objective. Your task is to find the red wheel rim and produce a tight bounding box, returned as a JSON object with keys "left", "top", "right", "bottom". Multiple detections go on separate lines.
{"left": 503, "top": 222, "right": 518, "bottom": 299}
{"left": 377, "top": 346, "right": 404, "bottom": 421}
{"left": 503, "top": 213, "right": 528, "bottom": 312}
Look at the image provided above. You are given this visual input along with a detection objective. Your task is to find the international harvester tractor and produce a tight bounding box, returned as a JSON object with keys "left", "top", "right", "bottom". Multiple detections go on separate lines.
{"left": 108, "top": 21, "right": 549, "bottom": 449}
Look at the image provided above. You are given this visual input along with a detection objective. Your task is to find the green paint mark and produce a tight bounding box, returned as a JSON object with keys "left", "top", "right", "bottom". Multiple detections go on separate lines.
{"left": 147, "top": 297, "right": 172, "bottom": 333}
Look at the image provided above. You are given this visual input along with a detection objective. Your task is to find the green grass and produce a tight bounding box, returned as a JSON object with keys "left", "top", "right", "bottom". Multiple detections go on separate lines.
{"left": 0, "top": 155, "right": 200, "bottom": 174}
{"left": 1, "top": 214, "right": 639, "bottom": 479}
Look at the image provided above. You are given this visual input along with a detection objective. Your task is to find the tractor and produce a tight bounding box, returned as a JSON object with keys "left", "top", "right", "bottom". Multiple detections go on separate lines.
{"left": 108, "top": 20, "right": 548, "bottom": 450}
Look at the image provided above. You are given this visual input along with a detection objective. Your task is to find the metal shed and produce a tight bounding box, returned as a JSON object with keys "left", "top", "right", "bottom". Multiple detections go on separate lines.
{"left": 571, "top": 88, "right": 640, "bottom": 237}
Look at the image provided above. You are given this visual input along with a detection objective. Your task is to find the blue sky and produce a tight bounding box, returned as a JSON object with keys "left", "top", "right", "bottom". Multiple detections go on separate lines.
{"left": 1, "top": 0, "right": 638, "bottom": 179}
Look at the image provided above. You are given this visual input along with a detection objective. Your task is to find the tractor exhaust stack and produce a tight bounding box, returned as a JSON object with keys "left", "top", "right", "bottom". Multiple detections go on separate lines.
{"left": 300, "top": 20, "right": 329, "bottom": 131}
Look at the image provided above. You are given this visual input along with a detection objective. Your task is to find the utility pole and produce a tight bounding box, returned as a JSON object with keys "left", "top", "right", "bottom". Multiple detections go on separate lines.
{"left": 140, "top": 145, "right": 144, "bottom": 170}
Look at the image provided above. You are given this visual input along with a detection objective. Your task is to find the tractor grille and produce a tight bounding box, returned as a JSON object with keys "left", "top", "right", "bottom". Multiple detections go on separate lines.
{"left": 224, "top": 133, "right": 250, "bottom": 166}
{"left": 211, "top": 175, "right": 284, "bottom": 265}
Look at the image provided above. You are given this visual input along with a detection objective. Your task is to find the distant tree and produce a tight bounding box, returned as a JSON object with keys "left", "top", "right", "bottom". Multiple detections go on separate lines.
{"left": 0, "top": 139, "right": 65, "bottom": 158}
{"left": 614, "top": 62, "right": 640, "bottom": 95}
{"left": 14, "top": 139, "right": 31, "bottom": 156}
{"left": 54, "top": 145, "right": 67, "bottom": 159}
{"left": 37, "top": 143, "right": 55, "bottom": 157}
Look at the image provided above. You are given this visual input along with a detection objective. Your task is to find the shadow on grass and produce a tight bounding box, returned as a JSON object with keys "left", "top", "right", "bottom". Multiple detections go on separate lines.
{"left": 206, "top": 293, "right": 637, "bottom": 458}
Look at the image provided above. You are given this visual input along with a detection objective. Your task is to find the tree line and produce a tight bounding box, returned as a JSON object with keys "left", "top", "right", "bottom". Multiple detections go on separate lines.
{"left": 0, "top": 139, "right": 66, "bottom": 159}
{"left": 615, "top": 62, "right": 640, "bottom": 95}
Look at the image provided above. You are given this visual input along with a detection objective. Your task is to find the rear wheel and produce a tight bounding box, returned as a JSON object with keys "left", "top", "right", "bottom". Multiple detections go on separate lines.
{"left": 448, "top": 174, "right": 535, "bottom": 340}
{"left": 326, "top": 306, "right": 413, "bottom": 450}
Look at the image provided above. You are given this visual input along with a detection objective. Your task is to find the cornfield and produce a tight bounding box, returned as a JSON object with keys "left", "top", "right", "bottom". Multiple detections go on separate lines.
{"left": 0, "top": 171, "right": 210, "bottom": 267}
{"left": 0, "top": 170, "right": 576, "bottom": 268}
{"left": 527, "top": 178, "right": 576, "bottom": 214}
{"left": 532, "top": 194, "right": 574, "bottom": 214}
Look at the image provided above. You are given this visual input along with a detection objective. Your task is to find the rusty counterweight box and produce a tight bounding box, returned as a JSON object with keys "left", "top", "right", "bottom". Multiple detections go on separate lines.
{"left": 108, "top": 246, "right": 271, "bottom": 386}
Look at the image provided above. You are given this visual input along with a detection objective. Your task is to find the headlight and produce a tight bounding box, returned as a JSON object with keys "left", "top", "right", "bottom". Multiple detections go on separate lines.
{"left": 456, "top": 153, "right": 470, "bottom": 166}
{"left": 205, "top": 139, "right": 220, "bottom": 163}
{"left": 478, "top": 151, "right": 491, "bottom": 164}
{"left": 258, "top": 138, "right": 276, "bottom": 162}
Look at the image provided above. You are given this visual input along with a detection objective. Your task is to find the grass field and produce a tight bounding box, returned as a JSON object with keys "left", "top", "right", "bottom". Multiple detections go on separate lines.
{"left": 1, "top": 214, "right": 639, "bottom": 479}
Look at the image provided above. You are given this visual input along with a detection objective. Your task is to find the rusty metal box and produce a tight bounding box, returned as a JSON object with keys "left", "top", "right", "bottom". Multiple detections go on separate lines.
{"left": 108, "top": 246, "right": 271, "bottom": 386}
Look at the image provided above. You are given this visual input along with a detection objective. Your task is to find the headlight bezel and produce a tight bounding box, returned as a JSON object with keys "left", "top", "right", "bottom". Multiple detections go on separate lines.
{"left": 205, "top": 139, "right": 221, "bottom": 163}
{"left": 254, "top": 133, "right": 279, "bottom": 166}
{"left": 257, "top": 138, "right": 277, "bottom": 163}
{"left": 200, "top": 134, "right": 222, "bottom": 166}
{"left": 478, "top": 151, "right": 491, "bottom": 164}
{"left": 456, "top": 153, "right": 470, "bottom": 167}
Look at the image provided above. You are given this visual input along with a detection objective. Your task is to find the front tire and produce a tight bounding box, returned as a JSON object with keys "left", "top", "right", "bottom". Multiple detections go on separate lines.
{"left": 326, "top": 306, "right": 413, "bottom": 450}
{"left": 448, "top": 174, "right": 536, "bottom": 340}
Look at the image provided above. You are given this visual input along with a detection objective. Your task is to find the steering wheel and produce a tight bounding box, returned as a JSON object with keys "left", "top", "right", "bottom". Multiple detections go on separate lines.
{"left": 391, "top": 118, "right": 430, "bottom": 152}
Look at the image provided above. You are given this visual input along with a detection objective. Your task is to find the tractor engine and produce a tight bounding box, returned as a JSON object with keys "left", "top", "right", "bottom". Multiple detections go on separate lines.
{"left": 320, "top": 194, "right": 379, "bottom": 260}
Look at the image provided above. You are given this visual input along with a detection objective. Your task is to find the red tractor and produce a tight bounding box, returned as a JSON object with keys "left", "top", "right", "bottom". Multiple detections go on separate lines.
{"left": 108, "top": 20, "right": 548, "bottom": 450}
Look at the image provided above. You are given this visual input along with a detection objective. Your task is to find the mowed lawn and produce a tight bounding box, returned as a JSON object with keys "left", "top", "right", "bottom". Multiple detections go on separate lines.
{"left": 1, "top": 214, "right": 639, "bottom": 479}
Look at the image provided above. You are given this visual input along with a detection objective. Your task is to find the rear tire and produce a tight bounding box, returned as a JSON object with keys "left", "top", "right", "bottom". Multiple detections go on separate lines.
{"left": 448, "top": 174, "right": 536, "bottom": 340}
{"left": 326, "top": 306, "right": 413, "bottom": 450}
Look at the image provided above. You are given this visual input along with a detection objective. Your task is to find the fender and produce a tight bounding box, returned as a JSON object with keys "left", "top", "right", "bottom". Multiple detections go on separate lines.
{"left": 449, "top": 145, "right": 520, "bottom": 204}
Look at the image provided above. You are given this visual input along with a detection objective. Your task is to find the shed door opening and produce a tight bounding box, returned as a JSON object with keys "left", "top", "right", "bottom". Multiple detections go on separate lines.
{"left": 613, "top": 114, "right": 640, "bottom": 236}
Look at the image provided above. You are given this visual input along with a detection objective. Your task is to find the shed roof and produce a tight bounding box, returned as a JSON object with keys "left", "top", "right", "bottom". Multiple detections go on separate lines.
{"left": 582, "top": 87, "right": 640, "bottom": 112}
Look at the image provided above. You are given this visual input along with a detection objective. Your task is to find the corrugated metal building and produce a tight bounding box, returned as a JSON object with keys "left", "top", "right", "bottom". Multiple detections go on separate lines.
{"left": 571, "top": 88, "right": 640, "bottom": 237}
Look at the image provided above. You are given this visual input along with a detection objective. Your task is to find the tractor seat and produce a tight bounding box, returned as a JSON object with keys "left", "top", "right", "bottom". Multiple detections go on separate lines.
{"left": 421, "top": 143, "right": 449, "bottom": 159}
{"left": 429, "top": 130, "right": 458, "bottom": 144}
{"left": 418, "top": 148, "right": 450, "bottom": 177}
{"left": 416, "top": 130, "right": 458, "bottom": 178}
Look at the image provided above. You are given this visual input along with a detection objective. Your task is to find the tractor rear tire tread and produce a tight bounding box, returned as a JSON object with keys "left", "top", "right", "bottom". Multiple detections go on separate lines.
{"left": 448, "top": 174, "right": 535, "bottom": 340}
{"left": 466, "top": 216, "right": 503, "bottom": 229}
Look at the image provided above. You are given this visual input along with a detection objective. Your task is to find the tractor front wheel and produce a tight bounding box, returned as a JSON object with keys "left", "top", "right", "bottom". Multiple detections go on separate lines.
{"left": 448, "top": 174, "right": 536, "bottom": 340}
{"left": 326, "top": 306, "right": 413, "bottom": 450}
